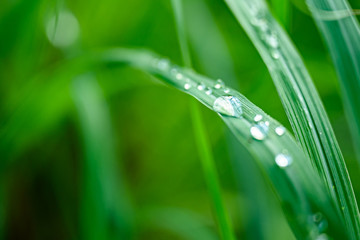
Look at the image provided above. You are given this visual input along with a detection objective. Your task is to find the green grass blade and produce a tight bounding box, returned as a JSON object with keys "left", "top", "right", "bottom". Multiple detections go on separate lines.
{"left": 103, "top": 48, "right": 347, "bottom": 239}
{"left": 306, "top": 0, "right": 360, "bottom": 165}
{"left": 184, "top": 1, "right": 271, "bottom": 238}
{"left": 72, "top": 74, "right": 134, "bottom": 240}
{"left": 190, "top": 102, "right": 235, "bottom": 240}
{"left": 223, "top": 0, "right": 360, "bottom": 238}
{"left": 171, "top": 1, "right": 235, "bottom": 239}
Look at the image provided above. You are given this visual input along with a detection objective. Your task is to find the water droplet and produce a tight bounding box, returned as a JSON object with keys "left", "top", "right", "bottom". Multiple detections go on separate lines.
{"left": 265, "top": 34, "right": 279, "bottom": 48}
{"left": 176, "top": 73, "right": 183, "bottom": 80}
{"left": 250, "top": 122, "right": 269, "bottom": 140}
{"left": 254, "top": 114, "right": 263, "bottom": 122}
{"left": 171, "top": 68, "right": 178, "bottom": 76}
{"left": 313, "top": 212, "right": 323, "bottom": 223}
{"left": 316, "top": 234, "right": 329, "bottom": 240}
{"left": 184, "top": 83, "right": 191, "bottom": 90}
{"left": 157, "top": 59, "right": 170, "bottom": 71}
{"left": 271, "top": 50, "right": 280, "bottom": 59}
{"left": 224, "top": 88, "right": 230, "bottom": 94}
{"left": 197, "top": 83, "right": 205, "bottom": 91}
{"left": 205, "top": 88, "right": 213, "bottom": 95}
{"left": 265, "top": 121, "right": 270, "bottom": 126}
{"left": 275, "top": 153, "right": 292, "bottom": 168}
{"left": 45, "top": 10, "right": 80, "bottom": 48}
{"left": 251, "top": 18, "right": 268, "bottom": 32}
{"left": 214, "top": 79, "right": 225, "bottom": 89}
{"left": 213, "top": 96, "right": 243, "bottom": 117}
{"left": 275, "top": 126, "right": 286, "bottom": 136}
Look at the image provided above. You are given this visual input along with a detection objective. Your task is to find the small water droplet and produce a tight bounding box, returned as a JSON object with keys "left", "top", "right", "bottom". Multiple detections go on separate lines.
{"left": 271, "top": 50, "right": 280, "bottom": 59}
{"left": 197, "top": 83, "right": 206, "bottom": 91}
{"left": 265, "top": 121, "right": 270, "bottom": 126}
{"left": 205, "top": 88, "right": 212, "bottom": 95}
{"left": 275, "top": 153, "right": 292, "bottom": 168}
{"left": 313, "top": 212, "right": 323, "bottom": 223}
{"left": 176, "top": 73, "right": 183, "bottom": 80}
{"left": 157, "top": 59, "right": 170, "bottom": 71}
{"left": 265, "top": 34, "right": 279, "bottom": 48}
{"left": 184, "top": 83, "right": 191, "bottom": 90}
{"left": 275, "top": 126, "right": 286, "bottom": 136}
{"left": 254, "top": 114, "right": 263, "bottom": 122}
{"left": 214, "top": 79, "right": 225, "bottom": 89}
{"left": 250, "top": 122, "right": 269, "bottom": 140}
{"left": 316, "top": 234, "right": 329, "bottom": 240}
{"left": 213, "top": 96, "right": 243, "bottom": 117}
{"left": 251, "top": 18, "right": 268, "bottom": 32}
{"left": 224, "top": 88, "right": 230, "bottom": 94}
{"left": 171, "top": 68, "right": 178, "bottom": 76}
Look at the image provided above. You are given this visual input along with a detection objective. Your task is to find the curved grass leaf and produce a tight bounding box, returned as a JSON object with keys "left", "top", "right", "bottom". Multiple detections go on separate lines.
{"left": 306, "top": 0, "right": 360, "bottom": 164}
{"left": 223, "top": 0, "right": 360, "bottom": 238}
{"left": 103, "top": 48, "right": 346, "bottom": 239}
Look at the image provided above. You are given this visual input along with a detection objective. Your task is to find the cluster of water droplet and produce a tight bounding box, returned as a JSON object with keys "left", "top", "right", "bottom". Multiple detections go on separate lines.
{"left": 249, "top": 113, "right": 292, "bottom": 167}
{"left": 154, "top": 57, "right": 292, "bottom": 168}
{"left": 248, "top": 4, "right": 281, "bottom": 60}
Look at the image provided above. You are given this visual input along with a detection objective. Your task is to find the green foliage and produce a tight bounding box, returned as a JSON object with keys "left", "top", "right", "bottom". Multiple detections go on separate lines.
{"left": 224, "top": 0, "right": 360, "bottom": 238}
{"left": 1, "top": 0, "right": 360, "bottom": 239}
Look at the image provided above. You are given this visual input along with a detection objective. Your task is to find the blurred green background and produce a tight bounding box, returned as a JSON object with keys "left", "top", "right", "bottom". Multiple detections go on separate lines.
{"left": 1, "top": 0, "right": 360, "bottom": 239}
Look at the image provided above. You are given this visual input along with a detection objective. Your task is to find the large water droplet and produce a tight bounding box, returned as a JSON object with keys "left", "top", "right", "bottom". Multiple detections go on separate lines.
{"left": 250, "top": 122, "right": 269, "bottom": 140}
{"left": 275, "top": 153, "right": 292, "bottom": 168}
{"left": 214, "top": 79, "right": 225, "bottom": 89}
{"left": 213, "top": 96, "right": 243, "bottom": 117}
{"left": 275, "top": 126, "right": 286, "bottom": 136}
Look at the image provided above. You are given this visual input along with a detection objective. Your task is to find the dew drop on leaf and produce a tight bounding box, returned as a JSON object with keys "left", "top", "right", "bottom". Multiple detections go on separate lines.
{"left": 254, "top": 114, "right": 263, "bottom": 122}
{"left": 275, "top": 126, "right": 286, "bottom": 136}
{"left": 197, "top": 83, "right": 205, "bottom": 91}
{"left": 250, "top": 122, "right": 269, "bottom": 140}
{"left": 213, "top": 96, "right": 243, "bottom": 117}
{"left": 275, "top": 153, "right": 292, "bottom": 168}
{"left": 184, "top": 83, "right": 191, "bottom": 90}
{"left": 214, "top": 79, "right": 225, "bottom": 89}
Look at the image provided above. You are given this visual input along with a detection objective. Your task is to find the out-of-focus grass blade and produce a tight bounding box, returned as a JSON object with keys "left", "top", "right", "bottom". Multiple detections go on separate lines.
{"left": 223, "top": 0, "right": 360, "bottom": 238}
{"left": 171, "top": 1, "right": 234, "bottom": 239}
{"left": 142, "top": 207, "right": 218, "bottom": 240}
{"left": 306, "top": 0, "right": 360, "bottom": 164}
{"left": 72, "top": 74, "right": 134, "bottom": 240}
{"left": 103, "top": 48, "right": 347, "bottom": 239}
{"left": 184, "top": 1, "right": 272, "bottom": 238}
